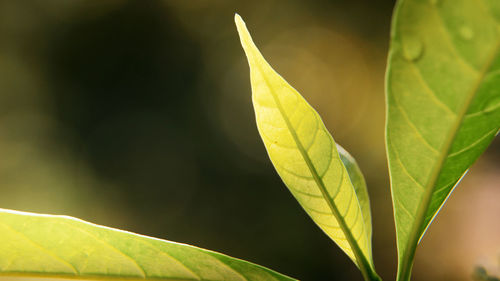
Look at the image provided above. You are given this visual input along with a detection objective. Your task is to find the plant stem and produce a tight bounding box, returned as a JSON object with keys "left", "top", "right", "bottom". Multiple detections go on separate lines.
{"left": 360, "top": 265, "right": 382, "bottom": 281}
{"left": 396, "top": 250, "right": 414, "bottom": 281}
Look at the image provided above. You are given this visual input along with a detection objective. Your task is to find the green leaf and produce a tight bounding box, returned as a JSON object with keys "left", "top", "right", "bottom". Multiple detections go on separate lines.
{"left": 386, "top": 0, "right": 500, "bottom": 280}
{"left": 0, "top": 208, "right": 296, "bottom": 281}
{"left": 235, "top": 14, "right": 380, "bottom": 281}
{"left": 338, "top": 145, "right": 372, "bottom": 245}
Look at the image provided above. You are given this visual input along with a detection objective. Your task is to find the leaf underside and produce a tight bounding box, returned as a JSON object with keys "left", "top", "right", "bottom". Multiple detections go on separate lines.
{"left": 235, "top": 14, "right": 378, "bottom": 279}
{"left": 0, "top": 208, "right": 296, "bottom": 281}
{"left": 386, "top": 0, "right": 500, "bottom": 279}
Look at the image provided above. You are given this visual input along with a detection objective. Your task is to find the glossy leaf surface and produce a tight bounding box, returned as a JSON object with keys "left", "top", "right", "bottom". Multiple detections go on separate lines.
{"left": 235, "top": 15, "right": 379, "bottom": 281}
{"left": 0, "top": 209, "right": 296, "bottom": 281}
{"left": 386, "top": 0, "right": 500, "bottom": 280}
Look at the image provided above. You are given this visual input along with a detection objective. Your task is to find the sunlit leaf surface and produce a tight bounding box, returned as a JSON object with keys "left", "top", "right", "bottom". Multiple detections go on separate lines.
{"left": 386, "top": 0, "right": 500, "bottom": 280}
{"left": 235, "top": 14, "right": 379, "bottom": 280}
{"left": 338, "top": 145, "right": 372, "bottom": 244}
{"left": 0, "top": 209, "right": 296, "bottom": 281}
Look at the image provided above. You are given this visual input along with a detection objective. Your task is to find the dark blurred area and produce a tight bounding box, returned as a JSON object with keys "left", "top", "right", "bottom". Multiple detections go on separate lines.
{"left": 0, "top": 1, "right": 498, "bottom": 281}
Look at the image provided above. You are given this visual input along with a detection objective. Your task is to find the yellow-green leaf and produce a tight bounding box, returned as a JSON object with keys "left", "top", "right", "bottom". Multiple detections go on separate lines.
{"left": 235, "top": 14, "right": 379, "bottom": 281}
{"left": 0, "top": 208, "right": 296, "bottom": 281}
{"left": 386, "top": 0, "right": 500, "bottom": 280}
{"left": 338, "top": 145, "right": 372, "bottom": 245}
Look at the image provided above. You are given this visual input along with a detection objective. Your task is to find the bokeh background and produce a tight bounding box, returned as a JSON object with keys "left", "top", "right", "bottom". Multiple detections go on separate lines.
{"left": 0, "top": 1, "right": 499, "bottom": 280}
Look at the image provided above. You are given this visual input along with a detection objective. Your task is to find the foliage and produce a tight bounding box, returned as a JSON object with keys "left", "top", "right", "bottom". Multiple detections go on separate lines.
{"left": 0, "top": 208, "right": 294, "bottom": 281}
{"left": 234, "top": 14, "right": 379, "bottom": 281}
{"left": 387, "top": 0, "right": 500, "bottom": 280}
{"left": 0, "top": 0, "right": 498, "bottom": 281}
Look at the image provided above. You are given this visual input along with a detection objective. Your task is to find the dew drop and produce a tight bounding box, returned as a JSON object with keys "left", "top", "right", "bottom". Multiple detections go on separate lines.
{"left": 459, "top": 25, "right": 474, "bottom": 40}
{"left": 483, "top": 96, "right": 500, "bottom": 113}
{"left": 403, "top": 36, "right": 424, "bottom": 62}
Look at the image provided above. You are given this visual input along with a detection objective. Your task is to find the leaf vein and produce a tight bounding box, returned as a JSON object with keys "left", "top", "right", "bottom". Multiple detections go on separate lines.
{"left": 137, "top": 239, "right": 202, "bottom": 280}
{"left": 396, "top": 197, "right": 416, "bottom": 220}
{"left": 348, "top": 205, "right": 361, "bottom": 230}
{"left": 342, "top": 188, "right": 355, "bottom": 217}
{"left": 274, "top": 162, "right": 318, "bottom": 183}
{"left": 447, "top": 128, "right": 497, "bottom": 158}
{"left": 319, "top": 135, "right": 334, "bottom": 178}
{"left": 409, "top": 63, "right": 457, "bottom": 116}
{"left": 60, "top": 222, "right": 147, "bottom": 278}
{"left": 430, "top": 3, "right": 481, "bottom": 73}
{"left": 0, "top": 222, "right": 79, "bottom": 274}
{"left": 316, "top": 221, "right": 341, "bottom": 229}
{"left": 389, "top": 133, "right": 426, "bottom": 190}
{"left": 301, "top": 205, "right": 333, "bottom": 216}
{"left": 305, "top": 116, "right": 320, "bottom": 151}
{"left": 391, "top": 93, "right": 439, "bottom": 154}
{"left": 330, "top": 164, "right": 345, "bottom": 200}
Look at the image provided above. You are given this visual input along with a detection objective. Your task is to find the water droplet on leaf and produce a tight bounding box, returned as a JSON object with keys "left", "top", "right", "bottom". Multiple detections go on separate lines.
{"left": 483, "top": 96, "right": 500, "bottom": 113}
{"left": 459, "top": 25, "right": 474, "bottom": 40}
{"left": 403, "top": 36, "right": 424, "bottom": 62}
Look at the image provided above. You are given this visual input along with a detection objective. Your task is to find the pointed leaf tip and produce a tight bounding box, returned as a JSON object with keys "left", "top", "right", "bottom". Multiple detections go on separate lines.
{"left": 234, "top": 14, "right": 259, "bottom": 63}
{"left": 234, "top": 13, "right": 242, "bottom": 23}
{"left": 234, "top": 13, "right": 246, "bottom": 37}
{"left": 235, "top": 16, "right": 380, "bottom": 281}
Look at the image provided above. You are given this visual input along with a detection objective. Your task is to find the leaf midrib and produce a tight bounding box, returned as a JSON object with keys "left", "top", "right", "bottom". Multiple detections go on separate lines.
{"left": 397, "top": 15, "right": 500, "bottom": 281}
{"left": 252, "top": 60, "right": 375, "bottom": 279}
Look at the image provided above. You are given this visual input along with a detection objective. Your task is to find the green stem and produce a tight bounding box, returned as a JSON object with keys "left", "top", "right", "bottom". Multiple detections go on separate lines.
{"left": 396, "top": 249, "right": 415, "bottom": 281}
{"left": 360, "top": 264, "right": 382, "bottom": 281}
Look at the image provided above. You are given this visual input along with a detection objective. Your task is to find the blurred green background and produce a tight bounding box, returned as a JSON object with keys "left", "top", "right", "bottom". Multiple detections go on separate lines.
{"left": 0, "top": 1, "right": 499, "bottom": 280}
